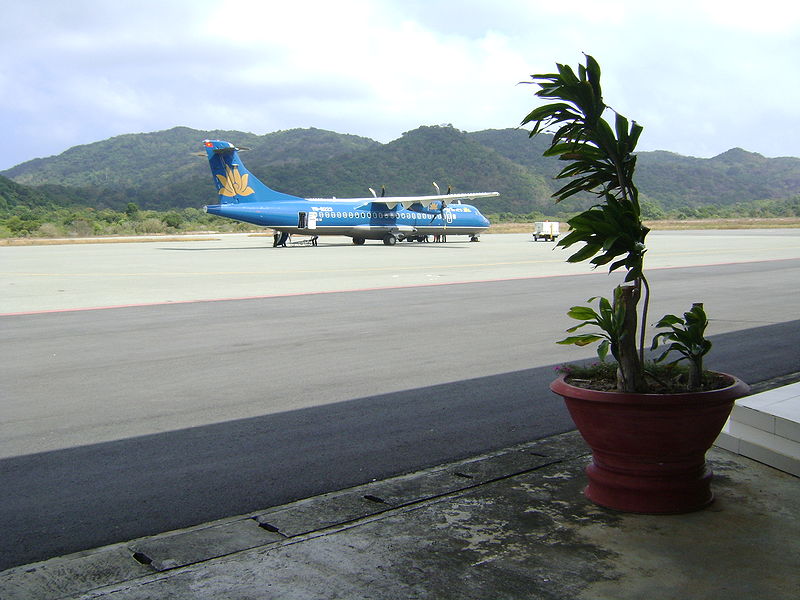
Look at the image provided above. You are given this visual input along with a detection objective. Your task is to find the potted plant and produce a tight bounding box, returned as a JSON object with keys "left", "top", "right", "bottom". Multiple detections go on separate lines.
{"left": 522, "top": 54, "right": 749, "bottom": 513}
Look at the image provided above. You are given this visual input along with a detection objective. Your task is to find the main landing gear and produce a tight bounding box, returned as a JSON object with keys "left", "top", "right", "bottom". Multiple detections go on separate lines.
{"left": 350, "top": 234, "right": 434, "bottom": 245}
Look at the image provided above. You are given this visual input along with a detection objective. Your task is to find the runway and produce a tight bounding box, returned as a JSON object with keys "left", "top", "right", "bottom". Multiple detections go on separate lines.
{"left": 3, "top": 229, "right": 800, "bottom": 314}
{"left": 1, "top": 230, "right": 799, "bottom": 569}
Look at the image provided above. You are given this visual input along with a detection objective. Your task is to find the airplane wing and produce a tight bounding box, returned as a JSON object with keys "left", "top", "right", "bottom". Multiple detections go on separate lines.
{"left": 351, "top": 191, "right": 499, "bottom": 210}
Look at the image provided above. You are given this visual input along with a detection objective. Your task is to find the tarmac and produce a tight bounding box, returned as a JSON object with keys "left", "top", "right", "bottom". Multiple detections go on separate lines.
{"left": 1, "top": 427, "right": 798, "bottom": 600}
{"left": 2, "top": 234, "right": 799, "bottom": 598}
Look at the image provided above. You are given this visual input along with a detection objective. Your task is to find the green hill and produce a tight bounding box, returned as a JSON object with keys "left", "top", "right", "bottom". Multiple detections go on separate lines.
{"left": 636, "top": 148, "right": 800, "bottom": 207}
{"left": 0, "top": 174, "right": 51, "bottom": 211}
{"left": 260, "top": 126, "right": 554, "bottom": 214}
{"left": 468, "top": 128, "right": 800, "bottom": 211}
{"left": 2, "top": 126, "right": 380, "bottom": 210}
{"left": 2, "top": 125, "right": 799, "bottom": 217}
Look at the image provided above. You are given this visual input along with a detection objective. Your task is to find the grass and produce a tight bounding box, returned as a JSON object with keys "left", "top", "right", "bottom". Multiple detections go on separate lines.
{"left": 2, "top": 217, "right": 798, "bottom": 245}
{"left": 0, "top": 236, "right": 218, "bottom": 246}
{"left": 643, "top": 217, "right": 800, "bottom": 230}
{"left": 488, "top": 217, "right": 800, "bottom": 234}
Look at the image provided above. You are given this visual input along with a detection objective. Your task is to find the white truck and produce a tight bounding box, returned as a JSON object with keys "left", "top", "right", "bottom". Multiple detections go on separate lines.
{"left": 532, "top": 221, "right": 560, "bottom": 242}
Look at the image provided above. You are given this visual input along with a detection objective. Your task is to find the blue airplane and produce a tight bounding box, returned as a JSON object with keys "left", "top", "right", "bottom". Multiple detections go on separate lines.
{"left": 202, "top": 140, "right": 498, "bottom": 245}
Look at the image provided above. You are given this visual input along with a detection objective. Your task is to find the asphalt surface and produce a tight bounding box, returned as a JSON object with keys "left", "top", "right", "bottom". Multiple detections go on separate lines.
{"left": 3, "top": 433, "right": 799, "bottom": 599}
{"left": 1, "top": 232, "right": 799, "bottom": 570}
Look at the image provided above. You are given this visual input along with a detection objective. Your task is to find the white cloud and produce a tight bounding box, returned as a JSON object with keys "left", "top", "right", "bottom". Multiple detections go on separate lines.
{"left": 698, "top": 0, "right": 800, "bottom": 33}
{"left": 1, "top": 0, "right": 799, "bottom": 169}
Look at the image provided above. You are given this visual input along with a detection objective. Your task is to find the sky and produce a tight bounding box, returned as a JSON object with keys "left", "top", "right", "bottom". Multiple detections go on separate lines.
{"left": 1, "top": 0, "right": 799, "bottom": 170}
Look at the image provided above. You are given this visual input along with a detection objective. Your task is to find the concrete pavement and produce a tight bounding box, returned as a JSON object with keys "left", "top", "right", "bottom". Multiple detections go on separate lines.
{"left": 3, "top": 233, "right": 799, "bottom": 598}
{"left": 2, "top": 427, "right": 798, "bottom": 600}
{"left": 4, "top": 230, "right": 800, "bottom": 314}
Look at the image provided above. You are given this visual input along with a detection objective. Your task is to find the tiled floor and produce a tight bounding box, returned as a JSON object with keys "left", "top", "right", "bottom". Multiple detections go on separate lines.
{"left": 716, "top": 382, "right": 800, "bottom": 476}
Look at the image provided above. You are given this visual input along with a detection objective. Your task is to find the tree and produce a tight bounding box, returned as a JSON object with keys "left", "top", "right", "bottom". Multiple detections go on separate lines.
{"left": 162, "top": 211, "right": 183, "bottom": 229}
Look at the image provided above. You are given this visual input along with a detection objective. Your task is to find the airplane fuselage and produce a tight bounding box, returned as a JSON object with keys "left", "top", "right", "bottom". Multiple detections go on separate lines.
{"left": 205, "top": 198, "right": 490, "bottom": 242}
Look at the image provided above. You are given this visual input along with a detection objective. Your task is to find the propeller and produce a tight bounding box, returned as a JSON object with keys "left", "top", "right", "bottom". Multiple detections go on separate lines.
{"left": 430, "top": 182, "right": 451, "bottom": 229}
{"left": 367, "top": 186, "right": 386, "bottom": 199}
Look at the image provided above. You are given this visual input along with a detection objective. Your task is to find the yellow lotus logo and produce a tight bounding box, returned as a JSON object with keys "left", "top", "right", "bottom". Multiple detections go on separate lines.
{"left": 216, "top": 164, "right": 255, "bottom": 197}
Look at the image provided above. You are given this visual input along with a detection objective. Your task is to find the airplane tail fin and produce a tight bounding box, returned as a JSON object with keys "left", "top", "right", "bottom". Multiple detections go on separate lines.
{"left": 203, "top": 140, "right": 300, "bottom": 204}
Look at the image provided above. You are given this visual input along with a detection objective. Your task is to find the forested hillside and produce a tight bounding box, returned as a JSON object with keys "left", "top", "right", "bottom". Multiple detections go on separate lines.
{"left": 2, "top": 124, "right": 799, "bottom": 232}
{"left": 2, "top": 127, "right": 381, "bottom": 210}
{"left": 470, "top": 128, "right": 800, "bottom": 211}
{"left": 261, "top": 126, "right": 554, "bottom": 214}
{"left": 636, "top": 148, "right": 800, "bottom": 206}
{"left": 0, "top": 174, "right": 51, "bottom": 210}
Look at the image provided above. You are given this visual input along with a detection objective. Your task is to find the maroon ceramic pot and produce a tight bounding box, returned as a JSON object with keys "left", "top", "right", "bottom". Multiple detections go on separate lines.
{"left": 551, "top": 373, "right": 749, "bottom": 513}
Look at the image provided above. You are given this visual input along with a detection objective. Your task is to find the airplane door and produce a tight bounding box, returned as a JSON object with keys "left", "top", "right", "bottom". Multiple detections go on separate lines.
{"left": 298, "top": 212, "right": 307, "bottom": 229}
{"left": 307, "top": 211, "right": 317, "bottom": 230}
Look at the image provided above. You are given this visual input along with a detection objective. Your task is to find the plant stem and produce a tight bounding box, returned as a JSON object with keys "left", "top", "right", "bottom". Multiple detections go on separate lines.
{"left": 639, "top": 273, "right": 651, "bottom": 366}
{"left": 615, "top": 283, "right": 646, "bottom": 392}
